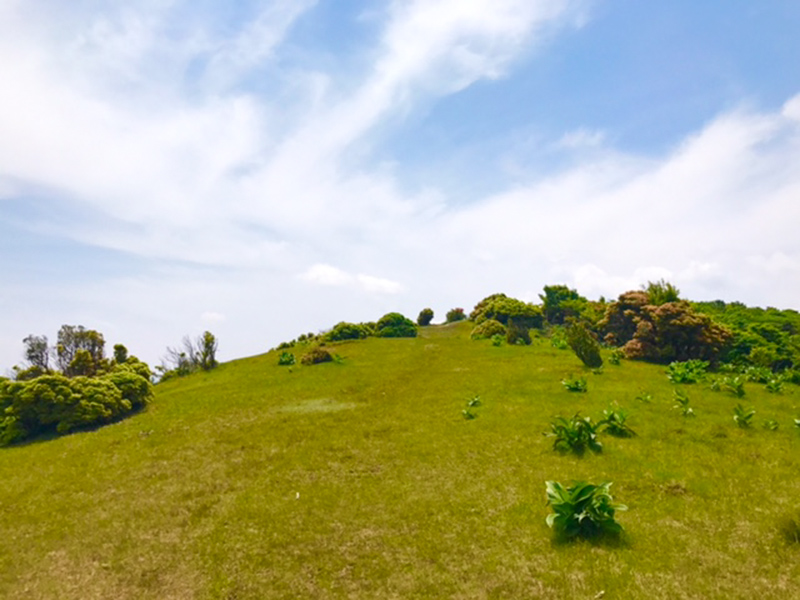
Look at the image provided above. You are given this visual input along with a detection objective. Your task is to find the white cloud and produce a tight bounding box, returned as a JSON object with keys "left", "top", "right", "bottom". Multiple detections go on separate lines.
{"left": 356, "top": 274, "right": 404, "bottom": 295}
{"left": 201, "top": 311, "right": 227, "bottom": 324}
{"left": 300, "top": 264, "right": 354, "bottom": 287}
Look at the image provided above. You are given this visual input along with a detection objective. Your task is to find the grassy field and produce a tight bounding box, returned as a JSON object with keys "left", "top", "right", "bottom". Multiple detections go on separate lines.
{"left": 2, "top": 321, "right": 800, "bottom": 599}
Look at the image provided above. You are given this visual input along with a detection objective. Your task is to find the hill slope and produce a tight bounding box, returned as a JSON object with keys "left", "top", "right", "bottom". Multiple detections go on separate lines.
{"left": 2, "top": 321, "right": 800, "bottom": 599}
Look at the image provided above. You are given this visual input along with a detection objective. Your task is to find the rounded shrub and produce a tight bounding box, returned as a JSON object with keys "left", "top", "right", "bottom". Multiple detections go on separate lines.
{"left": 470, "top": 319, "right": 506, "bottom": 340}
{"left": 566, "top": 322, "right": 603, "bottom": 368}
{"left": 417, "top": 308, "right": 434, "bottom": 326}
{"left": 325, "top": 322, "right": 370, "bottom": 342}
{"left": 376, "top": 313, "right": 418, "bottom": 338}
{"left": 301, "top": 347, "right": 333, "bottom": 365}
{"left": 445, "top": 308, "right": 466, "bottom": 323}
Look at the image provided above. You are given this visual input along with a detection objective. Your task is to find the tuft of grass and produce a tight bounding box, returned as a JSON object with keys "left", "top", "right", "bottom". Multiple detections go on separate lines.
{"left": 561, "top": 375, "right": 588, "bottom": 392}
{"left": 602, "top": 404, "right": 636, "bottom": 437}
{"left": 547, "top": 414, "right": 603, "bottom": 454}
{"left": 673, "top": 388, "right": 695, "bottom": 417}
{"left": 733, "top": 403, "right": 755, "bottom": 428}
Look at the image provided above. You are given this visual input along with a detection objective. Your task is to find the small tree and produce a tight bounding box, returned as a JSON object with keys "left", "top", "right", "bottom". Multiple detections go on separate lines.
{"left": 113, "top": 344, "right": 129, "bottom": 364}
{"left": 566, "top": 322, "right": 603, "bottom": 368}
{"left": 198, "top": 331, "right": 218, "bottom": 371}
{"left": 445, "top": 308, "right": 466, "bottom": 323}
{"left": 22, "top": 335, "right": 50, "bottom": 371}
{"left": 417, "top": 308, "right": 434, "bottom": 326}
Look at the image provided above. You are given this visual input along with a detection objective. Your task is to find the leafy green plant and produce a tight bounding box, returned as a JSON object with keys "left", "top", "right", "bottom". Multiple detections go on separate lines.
{"left": 733, "top": 403, "right": 755, "bottom": 428}
{"left": 635, "top": 391, "right": 653, "bottom": 403}
{"left": 666, "top": 359, "right": 709, "bottom": 384}
{"left": 277, "top": 352, "right": 295, "bottom": 366}
{"left": 765, "top": 377, "right": 784, "bottom": 394}
{"left": 723, "top": 376, "right": 746, "bottom": 397}
{"left": 547, "top": 414, "right": 603, "bottom": 454}
{"left": 608, "top": 349, "right": 624, "bottom": 365}
{"left": 550, "top": 327, "right": 568, "bottom": 350}
{"left": 744, "top": 366, "right": 772, "bottom": 383}
{"left": 467, "top": 395, "right": 482, "bottom": 408}
{"left": 490, "top": 334, "right": 504, "bottom": 347}
{"left": 462, "top": 409, "right": 477, "bottom": 420}
{"left": 601, "top": 405, "right": 636, "bottom": 437}
{"left": 763, "top": 419, "right": 779, "bottom": 431}
{"left": 545, "top": 481, "right": 627, "bottom": 539}
{"left": 673, "top": 389, "right": 694, "bottom": 417}
{"left": 561, "top": 375, "right": 588, "bottom": 393}
{"left": 470, "top": 319, "right": 506, "bottom": 340}
{"left": 709, "top": 377, "right": 722, "bottom": 392}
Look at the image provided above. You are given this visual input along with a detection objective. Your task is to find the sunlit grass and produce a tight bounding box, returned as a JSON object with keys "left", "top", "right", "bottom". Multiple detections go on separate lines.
{"left": 2, "top": 320, "right": 800, "bottom": 598}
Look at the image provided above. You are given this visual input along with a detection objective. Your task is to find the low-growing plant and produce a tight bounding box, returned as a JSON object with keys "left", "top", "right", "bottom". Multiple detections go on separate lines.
{"left": 673, "top": 389, "right": 695, "bottom": 417}
{"left": 763, "top": 419, "right": 779, "bottom": 431}
{"left": 723, "top": 376, "right": 746, "bottom": 397}
{"left": 666, "top": 359, "right": 709, "bottom": 384}
{"left": 795, "top": 418, "right": 800, "bottom": 430}
{"left": 277, "top": 352, "right": 295, "bottom": 366}
{"left": 744, "top": 365, "right": 772, "bottom": 384}
{"left": 765, "top": 377, "right": 784, "bottom": 394}
{"left": 545, "top": 481, "right": 627, "bottom": 539}
{"left": 608, "top": 348, "right": 624, "bottom": 365}
{"left": 462, "top": 409, "right": 477, "bottom": 420}
{"left": 733, "top": 403, "right": 755, "bottom": 428}
{"left": 300, "top": 347, "right": 333, "bottom": 366}
{"left": 635, "top": 391, "right": 653, "bottom": 403}
{"left": 550, "top": 327, "right": 568, "bottom": 350}
{"left": 592, "top": 367, "right": 604, "bottom": 375}
{"left": 491, "top": 334, "right": 504, "bottom": 347}
{"left": 547, "top": 414, "right": 603, "bottom": 454}
{"left": 778, "top": 513, "right": 800, "bottom": 544}
{"left": 709, "top": 377, "right": 722, "bottom": 392}
{"left": 505, "top": 319, "right": 531, "bottom": 346}
{"left": 602, "top": 405, "right": 636, "bottom": 437}
{"left": 467, "top": 395, "right": 482, "bottom": 408}
{"left": 561, "top": 375, "right": 588, "bottom": 393}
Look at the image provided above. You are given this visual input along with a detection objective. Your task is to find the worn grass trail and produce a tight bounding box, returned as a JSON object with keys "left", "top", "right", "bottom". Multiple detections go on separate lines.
{"left": 2, "top": 321, "right": 799, "bottom": 598}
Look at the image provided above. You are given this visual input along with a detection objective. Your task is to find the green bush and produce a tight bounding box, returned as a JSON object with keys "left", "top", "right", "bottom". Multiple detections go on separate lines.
{"left": 723, "top": 376, "right": 746, "bottom": 397}
{"left": 445, "top": 308, "right": 466, "bottom": 323}
{"left": 733, "top": 403, "right": 755, "bottom": 428}
{"left": 561, "top": 375, "right": 588, "bottom": 393}
{"left": 608, "top": 348, "right": 624, "bottom": 365}
{"left": 565, "top": 322, "right": 603, "bottom": 368}
{"left": 545, "top": 481, "right": 627, "bottom": 539}
{"left": 325, "top": 322, "right": 370, "bottom": 342}
{"left": 601, "top": 405, "right": 636, "bottom": 437}
{"left": 505, "top": 318, "right": 532, "bottom": 345}
{"left": 470, "top": 319, "right": 506, "bottom": 340}
{"left": 301, "top": 347, "right": 333, "bottom": 365}
{"left": 491, "top": 334, "right": 504, "bottom": 347}
{"left": 469, "top": 294, "right": 543, "bottom": 329}
{"left": 278, "top": 352, "right": 296, "bottom": 366}
{"left": 376, "top": 313, "right": 417, "bottom": 338}
{"left": 666, "top": 359, "right": 709, "bottom": 384}
{"left": 417, "top": 308, "right": 434, "bottom": 326}
{"left": 548, "top": 414, "right": 603, "bottom": 454}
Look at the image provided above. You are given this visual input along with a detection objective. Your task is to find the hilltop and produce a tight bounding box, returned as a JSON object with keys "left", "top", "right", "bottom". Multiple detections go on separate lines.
{"left": 2, "top": 317, "right": 799, "bottom": 599}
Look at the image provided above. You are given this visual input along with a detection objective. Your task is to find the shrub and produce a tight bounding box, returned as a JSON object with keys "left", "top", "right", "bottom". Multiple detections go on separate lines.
{"left": 539, "top": 285, "right": 588, "bottom": 325}
{"left": 376, "top": 313, "right": 417, "bottom": 338}
{"left": 548, "top": 414, "right": 603, "bottom": 454}
{"left": 545, "top": 481, "right": 627, "bottom": 539}
{"left": 744, "top": 366, "right": 772, "bottom": 383}
{"left": 733, "top": 403, "right": 755, "bottom": 428}
{"left": 104, "top": 367, "right": 153, "bottom": 410}
{"left": 470, "top": 319, "right": 506, "bottom": 340}
{"left": 561, "top": 375, "right": 588, "bottom": 393}
{"left": 565, "top": 322, "right": 603, "bottom": 368}
{"left": 608, "top": 349, "right": 624, "bottom": 365}
{"left": 645, "top": 279, "right": 681, "bottom": 305}
{"left": 666, "top": 359, "right": 709, "bottom": 384}
{"left": 723, "top": 376, "right": 746, "bottom": 397}
{"left": 765, "top": 377, "right": 784, "bottom": 394}
{"left": 491, "top": 334, "right": 504, "bottom": 347}
{"left": 505, "top": 318, "right": 531, "bottom": 346}
{"left": 326, "top": 322, "right": 370, "bottom": 342}
{"left": 445, "top": 308, "right": 466, "bottom": 323}
{"left": 469, "top": 294, "right": 543, "bottom": 329}
{"left": 301, "top": 347, "right": 333, "bottom": 365}
{"left": 278, "top": 352, "right": 296, "bottom": 366}
{"left": 417, "top": 308, "right": 434, "bottom": 326}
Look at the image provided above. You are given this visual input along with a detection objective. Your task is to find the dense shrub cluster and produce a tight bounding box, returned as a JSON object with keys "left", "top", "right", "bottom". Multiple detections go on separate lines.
{"left": 376, "top": 313, "right": 418, "bottom": 338}
{"left": 600, "top": 293, "right": 732, "bottom": 365}
{"left": 445, "top": 308, "right": 466, "bottom": 323}
{"left": 0, "top": 365, "right": 153, "bottom": 446}
{"left": 470, "top": 294, "right": 544, "bottom": 330}
{"left": 470, "top": 319, "right": 506, "bottom": 340}
{"left": 325, "top": 322, "right": 371, "bottom": 342}
{"left": 301, "top": 347, "right": 333, "bottom": 365}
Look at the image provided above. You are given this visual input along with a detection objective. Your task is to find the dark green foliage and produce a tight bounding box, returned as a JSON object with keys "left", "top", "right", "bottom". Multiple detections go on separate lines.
{"left": 0, "top": 369, "right": 152, "bottom": 446}
{"left": 445, "top": 308, "right": 466, "bottom": 323}
{"left": 301, "top": 347, "right": 333, "bottom": 365}
{"left": 326, "top": 322, "right": 370, "bottom": 342}
{"left": 470, "top": 319, "right": 506, "bottom": 340}
{"left": 505, "top": 318, "right": 531, "bottom": 345}
{"left": 608, "top": 348, "right": 624, "bottom": 365}
{"left": 469, "top": 294, "right": 543, "bottom": 330}
{"left": 278, "top": 352, "right": 296, "bottom": 366}
{"left": 673, "top": 389, "right": 695, "bottom": 416}
{"left": 491, "top": 334, "right": 504, "bottom": 346}
{"left": 23, "top": 334, "right": 50, "bottom": 371}
{"left": 547, "top": 414, "right": 603, "bottom": 454}
{"left": 539, "top": 285, "right": 587, "bottom": 325}
{"left": 666, "top": 359, "right": 709, "bottom": 384}
{"left": 723, "top": 376, "right": 746, "bottom": 397}
{"left": 376, "top": 313, "right": 417, "bottom": 338}
{"left": 545, "top": 481, "right": 627, "bottom": 539}
{"left": 779, "top": 513, "right": 800, "bottom": 544}
{"left": 417, "top": 308, "right": 434, "bottom": 326}
{"left": 763, "top": 419, "right": 779, "bottom": 431}
{"left": 765, "top": 377, "right": 784, "bottom": 393}
{"left": 113, "top": 344, "right": 129, "bottom": 364}
{"left": 733, "top": 403, "right": 755, "bottom": 427}
{"left": 565, "top": 322, "right": 603, "bottom": 368}
{"left": 198, "top": 331, "right": 219, "bottom": 371}
{"left": 561, "top": 375, "right": 588, "bottom": 392}
{"left": 645, "top": 279, "right": 681, "bottom": 305}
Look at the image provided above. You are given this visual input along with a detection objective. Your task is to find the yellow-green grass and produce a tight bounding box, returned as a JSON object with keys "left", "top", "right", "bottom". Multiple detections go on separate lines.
{"left": 2, "top": 321, "right": 800, "bottom": 599}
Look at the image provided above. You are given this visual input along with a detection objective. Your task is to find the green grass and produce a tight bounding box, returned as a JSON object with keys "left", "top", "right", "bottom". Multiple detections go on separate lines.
{"left": 2, "top": 321, "right": 800, "bottom": 598}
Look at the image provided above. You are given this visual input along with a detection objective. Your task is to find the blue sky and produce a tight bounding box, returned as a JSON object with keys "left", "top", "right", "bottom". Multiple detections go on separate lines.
{"left": 2, "top": 0, "right": 800, "bottom": 371}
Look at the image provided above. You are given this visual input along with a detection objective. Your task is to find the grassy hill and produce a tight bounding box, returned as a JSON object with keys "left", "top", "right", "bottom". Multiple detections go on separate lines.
{"left": 2, "top": 321, "right": 800, "bottom": 599}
